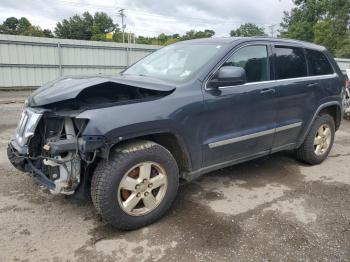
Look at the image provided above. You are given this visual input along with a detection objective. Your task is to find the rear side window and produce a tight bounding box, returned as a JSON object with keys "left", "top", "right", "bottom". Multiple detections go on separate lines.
{"left": 274, "top": 46, "right": 307, "bottom": 80}
{"left": 306, "top": 49, "right": 333, "bottom": 76}
{"left": 223, "top": 45, "right": 269, "bottom": 83}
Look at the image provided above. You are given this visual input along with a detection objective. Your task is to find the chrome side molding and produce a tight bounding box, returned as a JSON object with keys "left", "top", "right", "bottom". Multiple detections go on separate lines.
{"left": 209, "top": 122, "right": 302, "bottom": 149}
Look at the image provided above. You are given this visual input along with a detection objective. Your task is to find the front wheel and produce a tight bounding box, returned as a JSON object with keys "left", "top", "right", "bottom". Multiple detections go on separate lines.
{"left": 91, "top": 140, "right": 179, "bottom": 230}
{"left": 295, "top": 114, "right": 335, "bottom": 165}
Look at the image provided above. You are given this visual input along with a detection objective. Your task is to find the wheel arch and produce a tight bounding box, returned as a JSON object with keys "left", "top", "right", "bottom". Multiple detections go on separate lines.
{"left": 319, "top": 105, "right": 342, "bottom": 131}
{"left": 109, "top": 131, "right": 193, "bottom": 176}
{"left": 297, "top": 101, "right": 342, "bottom": 147}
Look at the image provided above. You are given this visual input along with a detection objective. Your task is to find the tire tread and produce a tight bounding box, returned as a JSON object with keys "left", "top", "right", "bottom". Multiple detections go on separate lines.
{"left": 295, "top": 114, "right": 335, "bottom": 165}
{"left": 91, "top": 140, "right": 179, "bottom": 230}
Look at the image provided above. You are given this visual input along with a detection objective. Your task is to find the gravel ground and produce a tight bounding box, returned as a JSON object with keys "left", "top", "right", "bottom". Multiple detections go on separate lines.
{"left": 0, "top": 91, "right": 349, "bottom": 262}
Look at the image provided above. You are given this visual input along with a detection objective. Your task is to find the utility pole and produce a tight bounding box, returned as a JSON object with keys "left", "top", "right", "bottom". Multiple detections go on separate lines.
{"left": 118, "top": 9, "right": 126, "bottom": 43}
{"left": 268, "top": 24, "right": 277, "bottom": 38}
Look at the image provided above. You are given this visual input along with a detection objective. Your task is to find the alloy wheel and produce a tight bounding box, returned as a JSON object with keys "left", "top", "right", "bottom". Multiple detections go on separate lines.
{"left": 314, "top": 124, "right": 332, "bottom": 156}
{"left": 117, "top": 162, "right": 168, "bottom": 216}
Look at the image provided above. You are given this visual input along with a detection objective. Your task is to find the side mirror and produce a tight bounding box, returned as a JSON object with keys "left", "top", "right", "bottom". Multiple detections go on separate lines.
{"left": 208, "top": 66, "right": 246, "bottom": 88}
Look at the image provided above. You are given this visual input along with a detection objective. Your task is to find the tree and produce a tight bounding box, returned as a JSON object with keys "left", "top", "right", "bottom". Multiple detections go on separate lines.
{"left": 55, "top": 12, "right": 93, "bottom": 40}
{"left": 280, "top": 0, "right": 350, "bottom": 55}
{"left": 132, "top": 29, "right": 215, "bottom": 46}
{"left": 230, "top": 23, "right": 266, "bottom": 37}
{"left": 336, "top": 36, "right": 350, "bottom": 58}
{"left": 313, "top": 20, "right": 337, "bottom": 52}
{"left": 17, "top": 17, "right": 31, "bottom": 34}
{"left": 0, "top": 17, "right": 19, "bottom": 34}
{"left": 55, "top": 12, "right": 117, "bottom": 40}
{"left": 0, "top": 17, "right": 47, "bottom": 37}
{"left": 181, "top": 29, "right": 215, "bottom": 40}
{"left": 279, "top": 0, "right": 322, "bottom": 41}
{"left": 91, "top": 12, "right": 117, "bottom": 41}
{"left": 43, "top": 29, "right": 54, "bottom": 38}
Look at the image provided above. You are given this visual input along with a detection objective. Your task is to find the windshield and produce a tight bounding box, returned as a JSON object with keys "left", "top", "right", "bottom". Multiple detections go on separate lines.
{"left": 123, "top": 43, "right": 224, "bottom": 83}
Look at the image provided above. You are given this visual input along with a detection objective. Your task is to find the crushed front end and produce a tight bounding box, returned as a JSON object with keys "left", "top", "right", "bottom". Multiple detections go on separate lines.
{"left": 7, "top": 74, "right": 175, "bottom": 196}
{"left": 7, "top": 107, "right": 100, "bottom": 195}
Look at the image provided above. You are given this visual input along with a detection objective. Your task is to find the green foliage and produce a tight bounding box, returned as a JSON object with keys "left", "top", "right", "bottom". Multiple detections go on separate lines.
{"left": 230, "top": 23, "right": 266, "bottom": 37}
{"left": 0, "top": 17, "right": 48, "bottom": 37}
{"left": 280, "top": 10, "right": 315, "bottom": 41}
{"left": 313, "top": 20, "right": 337, "bottom": 51}
{"left": 92, "top": 12, "right": 116, "bottom": 38}
{"left": 1, "top": 3, "right": 349, "bottom": 57}
{"left": 112, "top": 32, "right": 136, "bottom": 43}
{"left": 335, "top": 35, "right": 350, "bottom": 58}
{"left": 55, "top": 12, "right": 93, "bottom": 40}
{"left": 280, "top": 0, "right": 350, "bottom": 57}
{"left": 134, "top": 29, "right": 215, "bottom": 46}
{"left": 54, "top": 12, "right": 117, "bottom": 40}
{"left": 43, "top": 29, "right": 54, "bottom": 38}
{"left": 182, "top": 29, "right": 215, "bottom": 40}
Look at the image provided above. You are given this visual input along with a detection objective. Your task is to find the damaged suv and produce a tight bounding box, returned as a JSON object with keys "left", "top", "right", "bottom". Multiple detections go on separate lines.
{"left": 8, "top": 37, "right": 345, "bottom": 229}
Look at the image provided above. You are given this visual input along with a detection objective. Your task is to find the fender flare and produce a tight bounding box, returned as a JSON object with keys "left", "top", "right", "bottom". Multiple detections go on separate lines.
{"left": 106, "top": 128, "right": 193, "bottom": 172}
{"left": 297, "top": 101, "right": 342, "bottom": 148}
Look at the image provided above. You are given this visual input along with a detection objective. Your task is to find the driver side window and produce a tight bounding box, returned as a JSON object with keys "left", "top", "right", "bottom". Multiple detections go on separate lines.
{"left": 223, "top": 45, "right": 269, "bottom": 83}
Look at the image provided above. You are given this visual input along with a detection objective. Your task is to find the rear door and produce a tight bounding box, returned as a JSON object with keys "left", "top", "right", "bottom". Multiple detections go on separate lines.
{"left": 202, "top": 43, "right": 277, "bottom": 166}
{"left": 271, "top": 45, "right": 312, "bottom": 150}
{"left": 305, "top": 49, "right": 338, "bottom": 103}
{"left": 271, "top": 45, "right": 338, "bottom": 151}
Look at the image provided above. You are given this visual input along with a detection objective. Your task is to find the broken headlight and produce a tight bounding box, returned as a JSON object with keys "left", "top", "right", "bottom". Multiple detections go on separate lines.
{"left": 15, "top": 107, "right": 43, "bottom": 147}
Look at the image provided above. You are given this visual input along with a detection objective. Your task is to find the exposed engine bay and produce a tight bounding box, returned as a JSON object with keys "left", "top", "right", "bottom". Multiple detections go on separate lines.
{"left": 9, "top": 111, "right": 88, "bottom": 195}
{"left": 38, "top": 117, "right": 82, "bottom": 194}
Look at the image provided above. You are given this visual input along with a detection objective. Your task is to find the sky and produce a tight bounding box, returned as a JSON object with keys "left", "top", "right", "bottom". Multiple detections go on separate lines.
{"left": 0, "top": 0, "right": 294, "bottom": 37}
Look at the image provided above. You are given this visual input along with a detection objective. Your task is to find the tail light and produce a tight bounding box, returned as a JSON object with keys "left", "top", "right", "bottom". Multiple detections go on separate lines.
{"left": 345, "top": 78, "right": 349, "bottom": 89}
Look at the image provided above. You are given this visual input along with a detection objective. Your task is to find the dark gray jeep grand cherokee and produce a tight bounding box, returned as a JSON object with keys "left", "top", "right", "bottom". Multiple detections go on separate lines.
{"left": 7, "top": 37, "right": 345, "bottom": 229}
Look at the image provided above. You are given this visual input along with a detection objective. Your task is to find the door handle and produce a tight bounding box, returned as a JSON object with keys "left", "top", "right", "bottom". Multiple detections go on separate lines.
{"left": 260, "top": 88, "right": 276, "bottom": 95}
{"left": 307, "top": 83, "right": 319, "bottom": 88}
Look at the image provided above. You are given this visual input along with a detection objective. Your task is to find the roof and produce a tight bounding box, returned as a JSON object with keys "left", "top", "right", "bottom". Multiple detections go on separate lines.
{"left": 180, "top": 37, "right": 326, "bottom": 51}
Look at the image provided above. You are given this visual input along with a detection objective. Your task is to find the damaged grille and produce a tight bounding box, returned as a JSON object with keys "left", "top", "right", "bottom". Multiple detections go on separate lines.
{"left": 28, "top": 113, "right": 83, "bottom": 194}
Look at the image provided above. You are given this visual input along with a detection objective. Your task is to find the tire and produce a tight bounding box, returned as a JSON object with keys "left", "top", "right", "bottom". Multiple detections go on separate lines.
{"left": 295, "top": 114, "right": 335, "bottom": 165}
{"left": 91, "top": 140, "right": 179, "bottom": 230}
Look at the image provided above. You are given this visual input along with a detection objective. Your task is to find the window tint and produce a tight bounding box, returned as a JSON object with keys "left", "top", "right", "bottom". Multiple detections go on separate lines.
{"left": 223, "top": 45, "right": 268, "bottom": 83}
{"left": 306, "top": 49, "right": 333, "bottom": 76}
{"left": 275, "top": 46, "right": 307, "bottom": 79}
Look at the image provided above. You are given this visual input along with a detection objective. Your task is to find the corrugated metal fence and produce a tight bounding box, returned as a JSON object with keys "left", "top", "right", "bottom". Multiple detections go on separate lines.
{"left": 0, "top": 34, "right": 159, "bottom": 89}
{"left": 336, "top": 58, "right": 350, "bottom": 75}
{"left": 0, "top": 34, "right": 349, "bottom": 89}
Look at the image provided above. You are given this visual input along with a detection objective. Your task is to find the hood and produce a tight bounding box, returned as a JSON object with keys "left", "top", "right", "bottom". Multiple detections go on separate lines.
{"left": 28, "top": 74, "right": 176, "bottom": 107}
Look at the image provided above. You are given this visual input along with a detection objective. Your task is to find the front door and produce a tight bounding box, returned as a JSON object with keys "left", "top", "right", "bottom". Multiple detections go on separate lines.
{"left": 202, "top": 43, "right": 277, "bottom": 167}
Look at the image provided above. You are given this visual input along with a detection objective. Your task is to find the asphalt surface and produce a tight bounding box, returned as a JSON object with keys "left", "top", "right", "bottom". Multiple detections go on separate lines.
{"left": 0, "top": 91, "right": 350, "bottom": 262}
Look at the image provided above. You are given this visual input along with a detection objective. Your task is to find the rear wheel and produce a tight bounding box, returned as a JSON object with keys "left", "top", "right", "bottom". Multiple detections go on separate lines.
{"left": 91, "top": 140, "right": 179, "bottom": 230}
{"left": 295, "top": 114, "right": 335, "bottom": 165}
